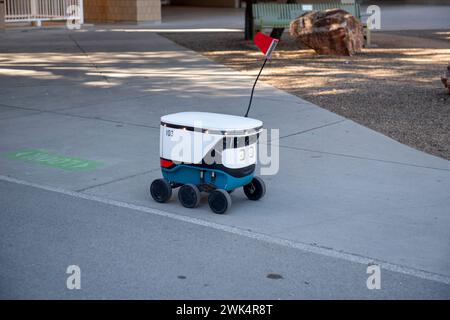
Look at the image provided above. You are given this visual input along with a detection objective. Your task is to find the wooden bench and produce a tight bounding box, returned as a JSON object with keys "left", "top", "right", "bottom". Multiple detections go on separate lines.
{"left": 251, "top": 2, "right": 370, "bottom": 46}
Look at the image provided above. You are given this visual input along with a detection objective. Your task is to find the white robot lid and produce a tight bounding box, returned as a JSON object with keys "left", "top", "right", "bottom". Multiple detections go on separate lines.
{"left": 161, "top": 112, "right": 263, "bottom": 135}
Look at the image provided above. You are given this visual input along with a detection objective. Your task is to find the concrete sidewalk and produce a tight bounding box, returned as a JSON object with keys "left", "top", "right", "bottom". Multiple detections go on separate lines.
{"left": 0, "top": 27, "right": 449, "bottom": 296}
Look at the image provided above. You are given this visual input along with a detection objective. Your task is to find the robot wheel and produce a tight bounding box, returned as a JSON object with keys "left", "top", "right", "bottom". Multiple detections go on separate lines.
{"left": 208, "top": 189, "right": 232, "bottom": 214}
{"left": 150, "top": 178, "right": 172, "bottom": 203}
{"left": 243, "top": 176, "right": 266, "bottom": 201}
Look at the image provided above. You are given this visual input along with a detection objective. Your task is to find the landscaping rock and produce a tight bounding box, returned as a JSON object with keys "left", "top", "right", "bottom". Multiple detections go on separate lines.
{"left": 289, "top": 9, "right": 364, "bottom": 56}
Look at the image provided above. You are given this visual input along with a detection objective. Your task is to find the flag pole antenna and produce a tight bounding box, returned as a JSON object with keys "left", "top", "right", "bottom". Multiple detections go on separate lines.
{"left": 245, "top": 58, "right": 267, "bottom": 118}
{"left": 245, "top": 32, "right": 278, "bottom": 118}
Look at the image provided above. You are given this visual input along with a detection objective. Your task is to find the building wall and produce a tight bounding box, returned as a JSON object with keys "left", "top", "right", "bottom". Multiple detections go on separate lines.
{"left": 85, "top": 0, "right": 108, "bottom": 22}
{"left": 85, "top": 0, "right": 161, "bottom": 23}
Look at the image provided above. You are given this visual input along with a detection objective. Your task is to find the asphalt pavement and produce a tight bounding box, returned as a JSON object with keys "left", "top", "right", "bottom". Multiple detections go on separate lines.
{"left": 1, "top": 180, "right": 449, "bottom": 299}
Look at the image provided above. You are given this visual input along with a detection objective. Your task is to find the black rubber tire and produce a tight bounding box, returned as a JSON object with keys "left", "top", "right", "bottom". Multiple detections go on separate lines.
{"left": 178, "top": 184, "right": 201, "bottom": 208}
{"left": 150, "top": 178, "right": 172, "bottom": 203}
{"left": 243, "top": 176, "right": 266, "bottom": 201}
{"left": 208, "top": 189, "right": 232, "bottom": 214}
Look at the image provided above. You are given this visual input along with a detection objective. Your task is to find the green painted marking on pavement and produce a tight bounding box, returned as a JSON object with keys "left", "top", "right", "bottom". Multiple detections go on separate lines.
{"left": 3, "top": 149, "right": 103, "bottom": 171}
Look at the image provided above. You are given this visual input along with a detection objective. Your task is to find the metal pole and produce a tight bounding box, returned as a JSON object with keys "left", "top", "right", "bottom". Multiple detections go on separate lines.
{"left": 244, "top": 0, "right": 255, "bottom": 40}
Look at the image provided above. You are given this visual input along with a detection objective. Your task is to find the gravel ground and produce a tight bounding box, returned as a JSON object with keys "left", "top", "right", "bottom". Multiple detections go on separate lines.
{"left": 161, "top": 30, "right": 450, "bottom": 160}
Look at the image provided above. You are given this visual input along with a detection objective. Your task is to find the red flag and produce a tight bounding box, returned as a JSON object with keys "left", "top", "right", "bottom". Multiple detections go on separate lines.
{"left": 253, "top": 32, "right": 279, "bottom": 59}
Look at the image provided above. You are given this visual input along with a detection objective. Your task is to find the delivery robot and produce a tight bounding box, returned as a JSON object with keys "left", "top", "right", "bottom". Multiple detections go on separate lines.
{"left": 149, "top": 32, "right": 279, "bottom": 214}
{"left": 150, "top": 112, "right": 266, "bottom": 214}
